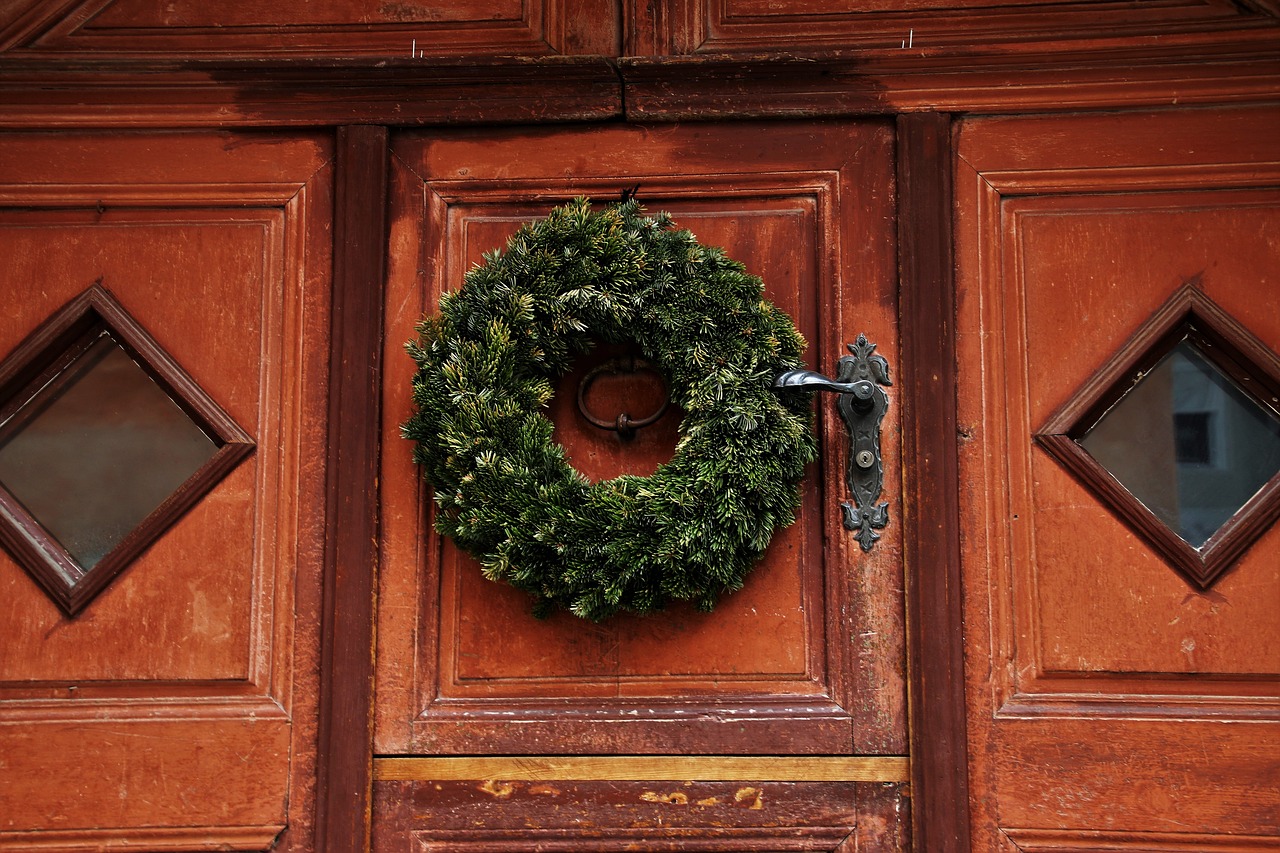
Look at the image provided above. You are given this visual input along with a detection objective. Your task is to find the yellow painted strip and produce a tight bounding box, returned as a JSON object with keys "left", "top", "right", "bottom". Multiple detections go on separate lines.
{"left": 373, "top": 755, "right": 909, "bottom": 783}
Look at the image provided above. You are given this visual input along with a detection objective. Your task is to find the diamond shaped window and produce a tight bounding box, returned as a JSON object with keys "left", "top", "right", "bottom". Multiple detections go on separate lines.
{"left": 0, "top": 285, "right": 253, "bottom": 615}
{"left": 1036, "top": 286, "right": 1280, "bottom": 590}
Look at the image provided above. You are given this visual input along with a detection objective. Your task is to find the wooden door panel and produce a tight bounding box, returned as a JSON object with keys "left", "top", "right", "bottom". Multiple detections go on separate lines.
{"left": 956, "top": 107, "right": 1280, "bottom": 848}
{"left": 0, "top": 0, "right": 617, "bottom": 57}
{"left": 1004, "top": 192, "right": 1280, "bottom": 697}
{"left": 640, "top": 0, "right": 1258, "bottom": 54}
{"left": 0, "top": 133, "right": 331, "bottom": 851}
{"left": 377, "top": 120, "right": 902, "bottom": 758}
{"left": 435, "top": 200, "right": 821, "bottom": 705}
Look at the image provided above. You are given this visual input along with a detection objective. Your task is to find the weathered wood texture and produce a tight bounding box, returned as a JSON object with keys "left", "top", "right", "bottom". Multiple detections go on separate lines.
{"left": 378, "top": 119, "right": 905, "bottom": 757}
{"left": 314, "top": 125, "right": 388, "bottom": 853}
{"left": 0, "top": 57, "right": 626, "bottom": 128}
{"left": 897, "top": 113, "right": 970, "bottom": 853}
{"left": 0, "top": 0, "right": 619, "bottom": 57}
{"left": 630, "top": 0, "right": 1278, "bottom": 54}
{"left": 1, "top": 40, "right": 1278, "bottom": 128}
{"left": 373, "top": 756, "right": 910, "bottom": 782}
{"left": 372, "top": 779, "right": 909, "bottom": 852}
{"left": 954, "top": 106, "right": 1280, "bottom": 849}
{"left": 1, "top": 0, "right": 1272, "bottom": 58}
{"left": 0, "top": 132, "right": 333, "bottom": 851}
{"left": 620, "top": 39, "right": 1280, "bottom": 119}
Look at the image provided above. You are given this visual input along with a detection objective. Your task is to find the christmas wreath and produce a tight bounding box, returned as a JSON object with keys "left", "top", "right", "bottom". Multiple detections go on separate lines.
{"left": 403, "top": 197, "right": 816, "bottom": 621}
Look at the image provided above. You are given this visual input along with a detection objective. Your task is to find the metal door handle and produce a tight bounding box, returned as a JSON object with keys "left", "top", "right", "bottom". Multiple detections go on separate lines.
{"left": 774, "top": 334, "right": 891, "bottom": 552}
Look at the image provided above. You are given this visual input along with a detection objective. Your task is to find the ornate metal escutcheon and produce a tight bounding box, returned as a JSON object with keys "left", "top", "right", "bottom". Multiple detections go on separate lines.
{"left": 773, "top": 334, "right": 892, "bottom": 552}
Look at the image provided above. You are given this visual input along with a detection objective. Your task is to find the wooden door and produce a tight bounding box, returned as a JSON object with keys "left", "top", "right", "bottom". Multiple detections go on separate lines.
{"left": 0, "top": 132, "right": 332, "bottom": 850}
{"left": 955, "top": 106, "right": 1280, "bottom": 850}
{"left": 372, "top": 120, "right": 911, "bottom": 849}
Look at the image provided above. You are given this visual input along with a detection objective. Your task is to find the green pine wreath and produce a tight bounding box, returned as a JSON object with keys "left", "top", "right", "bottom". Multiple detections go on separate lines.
{"left": 403, "top": 197, "right": 816, "bottom": 621}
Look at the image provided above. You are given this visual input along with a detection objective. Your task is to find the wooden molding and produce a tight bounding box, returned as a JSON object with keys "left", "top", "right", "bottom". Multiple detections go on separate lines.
{"left": 636, "top": 0, "right": 1279, "bottom": 55}
{"left": 0, "top": 825, "right": 286, "bottom": 851}
{"left": 897, "top": 113, "right": 972, "bottom": 853}
{"left": 373, "top": 755, "right": 910, "bottom": 782}
{"left": 0, "top": 56, "right": 623, "bottom": 128}
{"left": 372, "top": 778, "right": 886, "bottom": 852}
{"left": 0, "top": 32, "right": 1277, "bottom": 127}
{"left": 621, "top": 34, "right": 1280, "bottom": 119}
{"left": 1004, "top": 827, "right": 1280, "bottom": 851}
{"left": 313, "top": 126, "right": 388, "bottom": 853}
{"left": 0, "top": 0, "right": 617, "bottom": 57}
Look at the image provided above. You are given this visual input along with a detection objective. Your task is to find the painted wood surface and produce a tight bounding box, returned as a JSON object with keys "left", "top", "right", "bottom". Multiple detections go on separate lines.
{"left": 377, "top": 119, "right": 905, "bottom": 758}
{"left": 955, "top": 106, "right": 1280, "bottom": 851}
{"left": 0, "top": 132, "right": 333, "bottom": 851}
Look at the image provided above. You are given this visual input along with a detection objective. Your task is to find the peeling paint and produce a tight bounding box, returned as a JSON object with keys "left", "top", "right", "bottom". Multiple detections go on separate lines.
{"left": 734, "top": 786, "right": 764, "bottom": 809}
{"left": 478, "top": 780, "right": 515, "bottom": 798}
{"left": 641, "top": 790, "right": 689, "bottom": 805}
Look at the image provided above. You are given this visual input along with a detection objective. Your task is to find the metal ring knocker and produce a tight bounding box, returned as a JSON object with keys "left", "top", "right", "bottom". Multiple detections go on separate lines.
{"left": 576, "top": 355, "right": 670, "bottom": 440}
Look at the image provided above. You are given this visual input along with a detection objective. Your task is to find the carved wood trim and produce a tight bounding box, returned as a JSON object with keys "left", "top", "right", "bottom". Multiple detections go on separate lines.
{"left": 638, "top": 0, "right": 1277, "bottom": 55}
{"left": 1004, "top": 827, "right": 1280, "bottom": 851}
{"left": 0, "top": 0, "right": 594, "bottom": 57}
{"left": 372, "top": 779, "right": 890, "bottom": 852}
{"left": 0, "top": 34, "right": 1276, "bottom": 127}
{"left": 314, "top": 125, "right": 388, "bottom": 853}
{"left": 897, "top": 112, "right": 972, "bottom": 853}
{"left": 0, "top": 825, "right": 286, "bottom": 851}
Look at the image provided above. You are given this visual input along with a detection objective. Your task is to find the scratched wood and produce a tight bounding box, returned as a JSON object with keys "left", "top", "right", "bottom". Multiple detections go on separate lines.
{"left": 372, "top": 779, "right": 909, "bottom": 852}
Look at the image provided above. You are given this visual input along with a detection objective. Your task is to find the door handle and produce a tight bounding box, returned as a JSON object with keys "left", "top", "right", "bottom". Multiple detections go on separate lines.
{"left": 774, "top": 334, "right": 891, "bottom": 552}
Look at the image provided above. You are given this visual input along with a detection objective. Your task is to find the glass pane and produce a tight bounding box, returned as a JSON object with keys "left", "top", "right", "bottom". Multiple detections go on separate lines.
{"left": 0, "top": 333, "right": 218, "bottom": 569}
{"left": 1080, "top": 340, "right": 1280, "bottom": 547}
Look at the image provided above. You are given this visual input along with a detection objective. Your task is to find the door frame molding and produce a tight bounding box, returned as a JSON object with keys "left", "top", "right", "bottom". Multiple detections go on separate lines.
{"left": 897, "top": 112, "right": 973, "bottom": 852}
{"left": 313, "top": 116, "right": 975, "bottom": 852}
{"left": 315, "top": 125, "right": 389, "bottom": 853}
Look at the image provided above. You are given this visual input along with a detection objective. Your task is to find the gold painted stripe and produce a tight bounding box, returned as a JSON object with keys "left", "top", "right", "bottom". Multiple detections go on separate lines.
{"left": 373, "top": 755, "right": 909, "bottom": 783}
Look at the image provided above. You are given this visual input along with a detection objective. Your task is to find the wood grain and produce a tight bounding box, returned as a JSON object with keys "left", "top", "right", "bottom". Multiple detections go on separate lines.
{"left": 955, "top": 106, "right": 1280, "bottom": 850}
{"left": 897, "top": 112, "right": 971, "bottom": 853}
{"left": 372, "top": 779, "right": 907, "bottom": 852}
{"left": 0, "top": 130, "right": 334, "bottom": 850}
{"left": 377, "top": 121, "right": 903, "bottom": 758}
{"left": 373, "top": 755, "right": 909, "bottom": 782}
{"left": 314, "top": 125, "right": 388, "bottom": 853}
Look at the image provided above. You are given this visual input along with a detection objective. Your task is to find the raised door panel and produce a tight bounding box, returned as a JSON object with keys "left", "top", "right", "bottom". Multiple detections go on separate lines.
{"left": 639, "top": 0, "right": 1269, "bottom": 54}
{"left": 956, "top": 107, "right": 1280, "bottom": 850}
{"left": 0, "top": 0, "right": 617, "bottom": 57}
{"left": 376, "top": 120, "right": 902, "bottom": 758}
{"left": 0, "top": 133, "right": 331, "bottom": 851}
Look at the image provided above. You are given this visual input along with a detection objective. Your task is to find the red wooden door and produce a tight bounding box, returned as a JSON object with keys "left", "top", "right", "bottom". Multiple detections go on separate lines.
{"left": 372, "top": 120, "right": 911, "bottom": 849}
{"left": 0, "top": 132, "right": 332, "bottom": 851}
{"left": 955, "top": 106, "right": 1280, "bottom": 850}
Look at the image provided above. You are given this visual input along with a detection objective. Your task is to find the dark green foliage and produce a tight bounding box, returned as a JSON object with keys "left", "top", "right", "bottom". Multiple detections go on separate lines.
{"left": 403, "top": 197, "right": 816, "bottom": 621}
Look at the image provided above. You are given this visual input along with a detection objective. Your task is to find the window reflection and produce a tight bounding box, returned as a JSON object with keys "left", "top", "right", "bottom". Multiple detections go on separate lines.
{"left": 0, "top": 333, "right": 218, "bottom": 569}
{"left": 1080, "top": 340, "right": 1280, "bottom": 547}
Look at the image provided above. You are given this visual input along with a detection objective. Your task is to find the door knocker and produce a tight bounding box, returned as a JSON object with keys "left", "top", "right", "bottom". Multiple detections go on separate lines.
{"left": 576, "top": 355, "right": 671, "bottom": 440}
